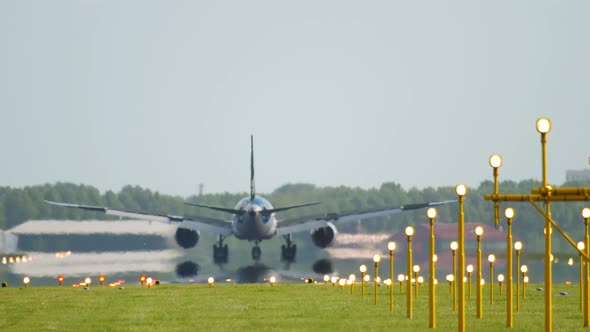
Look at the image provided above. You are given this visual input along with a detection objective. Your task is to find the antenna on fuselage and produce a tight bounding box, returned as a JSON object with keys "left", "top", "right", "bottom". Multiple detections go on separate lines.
{"left": 250, "top": 134, "right": 255, "bottom": 202}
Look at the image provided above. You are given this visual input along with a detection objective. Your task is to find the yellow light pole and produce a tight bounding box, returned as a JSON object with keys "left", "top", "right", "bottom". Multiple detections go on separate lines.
{"left": 579, "top": 241, "right": 585, "bottom": 313}
{"left": 505, "top": 207, "right": 515, "bottom": 328}
{"left": 398, "top": 274, "right": 405, "bottom": 293}
{"left": 488, "top": 254, "right": 496, "bottom": 304}
{"left": 498, "top": 274, "right": 504, "bottom": 296}
{"left": 427, "top": 207, "right": 437, "bottom": 329}
{"left": 456, "top": 184, "right": 467, "bottom": 332}
{"left": 450, "top": 240, "right": 458, "bottom": 312}
{"left": 523, "top": 276, "right": 529, "bottom": 299}
{"left": 466, "top": 264, "right": 473, "bottom": 299}
{"left": 489, "top": 154, "right": 503, "bottom": 227}
{"left": 536, "top": 117, "right": 553, "bottom": 332}
{"left": 475, "top": 225, "right": 484, "bottom": 319}
{"left": 388, "top": 241, "right": 396, "bottom": 313}
{"left": 582, "top": 207, "right": 590, "bottom": 327}
{"left": 413, "top": 265, "right": 420, "bottom": 299}
{"left": 360, "top": 264, "right": 367, "bottom": 300}
{"left": 447, "top": 274, "right": 454, "bottom": 295}
{"left": 406, "top": 226, "right": 415, "bottom": 319}
{"left": 373, "top": 254, "right": 381, "bottom": 305}
{"left": 520, "top": 265, "right": 527, "bottom": 302}
{"left": 515, "top": 241, "right": 522, "bottom": 313}
{"left": 349, "top": 274, "right": 356, "bottom": 295}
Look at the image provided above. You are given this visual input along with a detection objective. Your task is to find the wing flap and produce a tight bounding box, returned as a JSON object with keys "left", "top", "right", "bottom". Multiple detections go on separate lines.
{"left": 45, "top": 200, "right": 233, "bottom": 237}
{"left": 276, "top": 199, "right": 456, "bottom": 236}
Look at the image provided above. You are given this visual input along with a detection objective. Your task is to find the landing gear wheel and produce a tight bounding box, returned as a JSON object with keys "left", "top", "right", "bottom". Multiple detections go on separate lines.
{"left": 252, "top": 246, "right": 261, "bottom": 261}
{"left": 281, "top": 244, "right": 297, "bottom": 263}
{"left": 212, "top": 236, "right": 228, "bottom": 264}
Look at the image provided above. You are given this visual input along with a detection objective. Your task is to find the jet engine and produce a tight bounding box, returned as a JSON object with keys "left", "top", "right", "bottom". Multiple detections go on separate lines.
{"left": 310, "top": 222, "right": 337, "bottom": 248}
{"left": 175, "top": 227, "right": 200, "bottom": 249}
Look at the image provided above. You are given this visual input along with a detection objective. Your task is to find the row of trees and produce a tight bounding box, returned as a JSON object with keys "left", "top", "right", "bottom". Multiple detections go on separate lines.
{"left": 1, "top": 180, "right": 590, "bottom": 254}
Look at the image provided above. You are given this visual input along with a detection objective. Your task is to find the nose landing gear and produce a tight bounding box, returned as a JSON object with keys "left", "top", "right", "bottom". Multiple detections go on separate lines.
{"left": 252, "top": 241, "right": 262, "bottom": 261}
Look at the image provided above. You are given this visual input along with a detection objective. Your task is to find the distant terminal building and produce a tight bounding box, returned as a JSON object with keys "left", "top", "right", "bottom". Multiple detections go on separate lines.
{"left": 566, "top": 169, "right": 590, "bottom": 182}
{"left": 566, "top": 157, "right": 590, "bottom": 182}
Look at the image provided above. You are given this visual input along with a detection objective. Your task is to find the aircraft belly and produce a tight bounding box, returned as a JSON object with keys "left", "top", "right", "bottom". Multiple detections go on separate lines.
{"left": 233, "top": 217, "right": 275, "bottom": 241}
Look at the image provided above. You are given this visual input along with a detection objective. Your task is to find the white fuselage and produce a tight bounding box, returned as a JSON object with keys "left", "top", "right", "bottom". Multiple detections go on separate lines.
{"left": 231, "top": 196, "right": 277, "bottom": 241}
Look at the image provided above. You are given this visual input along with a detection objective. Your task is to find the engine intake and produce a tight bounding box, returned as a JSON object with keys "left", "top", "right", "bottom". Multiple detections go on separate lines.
{"left": 310, "top": 222, "right": 337, "bottom": 248}
{"left": 175, "top": 227, "right": 200, "bottom": 249}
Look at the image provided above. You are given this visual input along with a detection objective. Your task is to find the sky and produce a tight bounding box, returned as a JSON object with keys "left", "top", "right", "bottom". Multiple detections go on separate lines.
{"left": 0, "top": 1, "right": 589, "bottom": 197}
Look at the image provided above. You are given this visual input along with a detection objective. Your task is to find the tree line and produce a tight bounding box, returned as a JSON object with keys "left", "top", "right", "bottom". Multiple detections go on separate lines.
{"left": 1, "top": 180, "right": 590, "bottom": 254}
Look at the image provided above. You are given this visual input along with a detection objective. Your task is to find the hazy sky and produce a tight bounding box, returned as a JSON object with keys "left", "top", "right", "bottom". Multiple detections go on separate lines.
{"left": 1, "top": 1, "right": 588, "bottom": 197}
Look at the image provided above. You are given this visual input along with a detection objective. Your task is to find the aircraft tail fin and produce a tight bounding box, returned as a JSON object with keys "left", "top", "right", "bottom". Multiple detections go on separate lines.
{"left": 250, "top": 134, "right": 255, "bottom": 202}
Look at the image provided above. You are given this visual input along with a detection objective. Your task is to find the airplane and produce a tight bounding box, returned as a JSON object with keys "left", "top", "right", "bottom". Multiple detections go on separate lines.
{"left": 46, "top": 136, "right": 456, "bottom": 264}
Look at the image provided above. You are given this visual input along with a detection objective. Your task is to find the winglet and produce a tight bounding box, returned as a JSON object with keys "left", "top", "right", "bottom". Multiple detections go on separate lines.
{"left": 250, "top": 134, "right": 255, "bottom": 202}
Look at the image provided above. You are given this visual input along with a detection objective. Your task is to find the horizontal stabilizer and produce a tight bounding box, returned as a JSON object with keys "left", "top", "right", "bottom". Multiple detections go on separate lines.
{"left": 184, "top": 202, "right": 245, "bottom": 215}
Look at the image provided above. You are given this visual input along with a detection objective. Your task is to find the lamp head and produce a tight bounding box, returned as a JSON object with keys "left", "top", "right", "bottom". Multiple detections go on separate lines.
{"left": 413, "top": 265, "right": 420, "bottom": 273}
{"left": 450, "top": 241, "right": 458, "bottom": 251}
{"left": 405, "top": 226, "right": 414, "bottom": 237}
{"left": 521, "top": 265, "right": 528, "bottom": 273}
{"left": 488, "top": 254, "right": 496, "bottom": 263}
{"left": 524, "top": 276, "right": 529, "bottom": 283}
{"left": 466, "top": 264, "right": 473, "bottom": 273}
{"left": 397, "top": 274, "right": 405, "bottom": 282}
{"left": 514, "top": 241, "right": 523, "bottom": 251}
{"left": 446, "top": 274, "right": 454, "bottom": 282}
{"left": 582, "top": 207, "right": 590, "bottom": 219}
{"left": 489, "top": 154, "right": 503, "bottom": 169}
{"left": 324, "top": 275, "right": 330, "bottom": 282}
{"left": 359, "top": 264, "right": 367, "bottom": 273}
{"left": 433, "top": 254, "right": 438, "bottom": 262}
{"left": 417, "top": 276, "right": 424, "bottom": 283}
{"left": 578, "top": 241, "right": 585, "bottom": 251}
{"left": 474, "top": 226, "right": 484, "bottom": 236}
{"left": 373, "top": 254, "right": 381, "bottom": 263}
{"left": 455, "top": 184, "right": 467, "bottom": 197}
{"left": 387, "top": 241, "right": 396, "bottom": 251}
{"left": 504, "top": 207, "right": 515, "bottom": 219}
{"left": 536, "top": 117, "right": 551, "bottom": 134}
{"left": 427, "top": 207, "right": 437, "bottom": 219}
{"left": 498, "top": 274, "right": 505, "bottom": 282}
{"left": 349, "top": 274, "right": 356, "bottom": 282}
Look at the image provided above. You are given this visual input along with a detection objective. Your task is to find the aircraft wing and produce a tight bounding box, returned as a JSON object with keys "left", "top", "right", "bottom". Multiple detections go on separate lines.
{"left": 276, "top": 199, "right": 456, "bottom": 236}
{"left": 44, "top": 200, "right": 233, "bottom": 236}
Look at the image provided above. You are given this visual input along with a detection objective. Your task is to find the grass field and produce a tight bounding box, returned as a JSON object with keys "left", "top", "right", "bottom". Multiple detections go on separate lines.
{"left": 0, "top": 281, "right": 588, "bottom": 331}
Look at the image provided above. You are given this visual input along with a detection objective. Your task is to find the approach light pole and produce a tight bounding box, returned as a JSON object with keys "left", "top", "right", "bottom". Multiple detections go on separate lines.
{"left": 456, "top": 184, "right": 467, "bottom": 332}
{"left": 475, "top": 226, "right": 484, "bottom": 319}
{"left": 427, "top": 207, "right": 437, "bottom": 329}
{"left": 388, "top": 241, "right": 396, "bottom": 313}
{"left": 406, "top": 226, "right": 415, "bottom": 319}
{"left": 505, "top": 207, "right": 515, "bottom": 328}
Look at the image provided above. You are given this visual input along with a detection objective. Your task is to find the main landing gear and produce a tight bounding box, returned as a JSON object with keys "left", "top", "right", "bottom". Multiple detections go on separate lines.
{"left": 252, "top": 241, "right": 262, "bottom": 261}
{"left": 213, "top": 235, "right": 228, "bottom": 264}
{"left": 281, "top": 235, "right": 297, "bottom": 263}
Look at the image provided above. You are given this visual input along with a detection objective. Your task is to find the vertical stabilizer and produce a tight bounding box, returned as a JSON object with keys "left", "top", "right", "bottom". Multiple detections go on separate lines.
{"left": 250, "top": 135, "right": 255, "bottom": 202}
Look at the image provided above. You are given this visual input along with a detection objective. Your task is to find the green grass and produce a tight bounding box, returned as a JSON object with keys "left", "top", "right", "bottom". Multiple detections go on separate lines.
{"left": 0, "top": 282, "right": 588, "bottom": 331}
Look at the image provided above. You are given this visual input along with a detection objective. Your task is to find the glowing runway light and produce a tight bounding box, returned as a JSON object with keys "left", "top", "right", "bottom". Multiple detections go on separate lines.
{"left": 57, "top": 275, "right": 64, "bottom": 286}
{"left": 139, "top": 274, "right": 147, "bottom": 285}
{"left": 23, "top": 276, "right": 30, "bottom": 288}
{"left": 208, "top": 277, "right": 215, "bottom": 287}
{"left": 99, "top": 275, "right": 106, "bottom": 285}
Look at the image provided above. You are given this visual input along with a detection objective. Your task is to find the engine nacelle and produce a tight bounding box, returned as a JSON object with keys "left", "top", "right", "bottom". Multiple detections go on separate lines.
{"left": 310, "top": 222, "right": 338, "bottom": 248}
{"left": 175, "top": 227, "right": 200, "bottom": 249}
